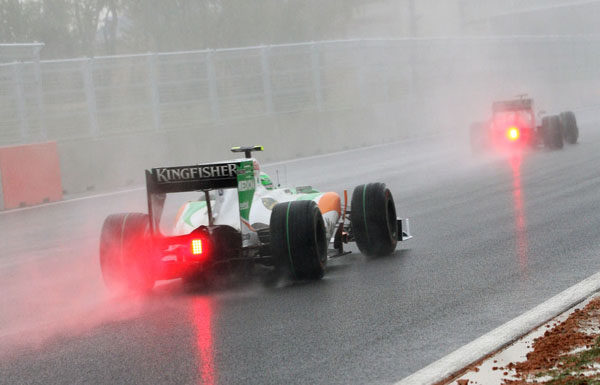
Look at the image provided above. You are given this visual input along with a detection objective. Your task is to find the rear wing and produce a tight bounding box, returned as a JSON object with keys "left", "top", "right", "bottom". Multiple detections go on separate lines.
{"left": 146, "top": 162, "right": 240, "bottom": 194}
{"left": 493, "top": 98, "right": 533, "bottom": 113}
{"left": 145, "top": 160, "right": 256, "bottom": 237}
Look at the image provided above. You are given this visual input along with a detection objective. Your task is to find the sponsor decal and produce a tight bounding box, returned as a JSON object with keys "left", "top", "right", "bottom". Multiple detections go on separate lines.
{"left": 238, "top": 179, "right": 255, "bottom": 192}
{"left": 153, "top": 163, "right": 237, "bottom": 183}
{"left": 237, "top": 161, "right": 255, "bottom": 223}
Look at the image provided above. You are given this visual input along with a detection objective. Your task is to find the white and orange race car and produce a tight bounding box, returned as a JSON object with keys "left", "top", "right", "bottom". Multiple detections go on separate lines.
{"left": 99, "top": 146, "right": 411, "bottom": 292}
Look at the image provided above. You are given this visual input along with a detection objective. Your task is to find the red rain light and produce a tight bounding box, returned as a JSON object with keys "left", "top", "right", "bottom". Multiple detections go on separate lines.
{"left": 507, "top": 127, "right": 520, "bottom": 141}
{"left": 191, "top": 239, "right": 203, "bottom": 255}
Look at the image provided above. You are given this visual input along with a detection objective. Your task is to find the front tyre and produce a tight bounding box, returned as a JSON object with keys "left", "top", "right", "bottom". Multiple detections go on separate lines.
{"left": 270, "top": 200, "right": 327, "bottom": 280}
{"left": 350, "top": 183, "right": 398, "bottom": 256}
{"left": 99, "top": 213, "right": 155, "bottom": 293}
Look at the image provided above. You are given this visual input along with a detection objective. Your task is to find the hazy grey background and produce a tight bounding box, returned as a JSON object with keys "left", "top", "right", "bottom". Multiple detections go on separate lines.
{"left": 3, "top": 0, "right": 600, "bottom": 58}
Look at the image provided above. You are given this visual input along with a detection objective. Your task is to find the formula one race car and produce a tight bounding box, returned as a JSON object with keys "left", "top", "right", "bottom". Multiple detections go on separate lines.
{"left": 99, "top": 146, "right": 412, "bottom": 292}
{"left": 470, "top": 97, "right": 579, "bottom": 153}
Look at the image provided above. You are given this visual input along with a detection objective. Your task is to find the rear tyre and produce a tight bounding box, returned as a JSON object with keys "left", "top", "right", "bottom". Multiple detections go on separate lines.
{"left": 99, "top": 213, "right": 155, "bottom": 293}
{"left": 270, "top": 200, "right": 327, "bottom": 280}
{"left": 560, "top": 111, "right": 579, "bottom": 144}
{"left": 541, "top": 115, "right": 564, "bottom": 150}
{"left": 350, "top": 183, "right": 398, "bottom": 257}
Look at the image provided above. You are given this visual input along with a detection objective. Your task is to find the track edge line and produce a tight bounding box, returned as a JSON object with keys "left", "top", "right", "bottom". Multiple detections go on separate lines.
{"left": 395, "top": 271, "right": 600, "bottom": 385}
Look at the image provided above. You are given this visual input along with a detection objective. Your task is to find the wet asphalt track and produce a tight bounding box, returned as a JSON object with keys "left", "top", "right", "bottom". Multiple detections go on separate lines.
{"left": 2, "top": 125, "right": 600, "bottom": 385}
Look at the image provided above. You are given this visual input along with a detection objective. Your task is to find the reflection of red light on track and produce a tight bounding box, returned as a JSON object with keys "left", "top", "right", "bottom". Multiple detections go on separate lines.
{"left": 510, "top": 155, "right": 528, "bottom": 275}
{"left": 192, "top": 297, "right": 215, "bottom": 385}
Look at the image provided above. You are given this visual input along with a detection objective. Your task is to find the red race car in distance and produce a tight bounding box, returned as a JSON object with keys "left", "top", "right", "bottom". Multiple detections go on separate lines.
{"left": 470, "top": 97, "right": 579, "bottom": 153}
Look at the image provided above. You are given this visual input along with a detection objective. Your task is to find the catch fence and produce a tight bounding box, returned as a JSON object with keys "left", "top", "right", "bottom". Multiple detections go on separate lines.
{"left": 1, "top": 36, "right": 599, "bottom": 146}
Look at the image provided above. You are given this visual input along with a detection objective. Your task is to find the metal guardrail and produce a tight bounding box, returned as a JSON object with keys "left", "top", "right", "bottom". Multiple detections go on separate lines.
{"left": 1, "top": 37, "right": 599, "bottom": 146}
{"left": 0, "top": 43, "right": 44, "bottom": 63}
{"left": 460, "top": 0, "right": 600, "bottom": 23}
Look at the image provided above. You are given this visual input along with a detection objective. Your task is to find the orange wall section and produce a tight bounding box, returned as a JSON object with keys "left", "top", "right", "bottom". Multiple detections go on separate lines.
{"left": 0, "top": 142, "right": 63, "bottom": 209}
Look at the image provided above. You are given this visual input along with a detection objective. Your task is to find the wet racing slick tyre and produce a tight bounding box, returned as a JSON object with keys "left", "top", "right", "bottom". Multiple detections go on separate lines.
{"left": 541, "top": 115, "right": 564, "bottom": 150}
{"left": 99, "top": 213, "right": 155, "bottom": 293}
{"left": 350, "top": 183, "right": 398, "bottom": 257}
{"left": 270, "top": 200, "right": 327, "bottom": 280}
{"left": 560, "top": 111, "right": 579, "bottom": 144}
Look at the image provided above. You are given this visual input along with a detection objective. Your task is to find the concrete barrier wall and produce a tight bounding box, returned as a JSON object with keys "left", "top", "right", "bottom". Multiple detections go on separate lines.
{"left": 57, "top": 100, "right": 426, "bottom": 195}
{"left": 0, "top": 142, "right": 63, "bottom": 209}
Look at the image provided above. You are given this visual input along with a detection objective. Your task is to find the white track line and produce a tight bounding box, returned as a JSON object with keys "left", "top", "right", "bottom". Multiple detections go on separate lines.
{"left": 395, "top": 271, "right": 600, "bottom": 385}
{"left": 0, "top": 187, "right": 145, "bottom": 215}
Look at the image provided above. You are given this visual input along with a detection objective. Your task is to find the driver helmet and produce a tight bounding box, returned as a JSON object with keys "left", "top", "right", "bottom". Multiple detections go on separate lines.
{"left": 260, "top": 172, "right": 274, "bottom": 190}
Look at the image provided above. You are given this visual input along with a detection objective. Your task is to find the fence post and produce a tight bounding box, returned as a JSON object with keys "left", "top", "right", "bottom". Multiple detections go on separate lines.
{"left": 0, "top": 166, "right": 3, "bottom": 211}
{"left": 356, "top": 44, "right": 368, "bottom": 107}
{"left": 147, "top": 53, "right": 162, "bottom": 131}
{"left": 261, "top": 46, "right": 274, "bottom": 114}
{"left": 310, "top": 42, "right": 323, "bottom": 110}
{"left": 206, "top": 50, "right": 220, "bottom": 123}
{"left": 12, "top": 63, "right": 28, "bottom": 142}
{"left": 408, "top": 39, "right": 417, "bottom": 97}
{"left": 33, "top": 49, "right": 47, "bottom": 140}
{"left": 384, "top": 46, "right": 393, "bottom": 104}
{"left": 82, "top": 58, "right": 99, "bottom": 138}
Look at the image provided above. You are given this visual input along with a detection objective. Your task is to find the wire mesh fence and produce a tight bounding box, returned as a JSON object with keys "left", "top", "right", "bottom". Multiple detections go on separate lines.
{"left": 1, "top": 37, "right": 599, "bottom": 146}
